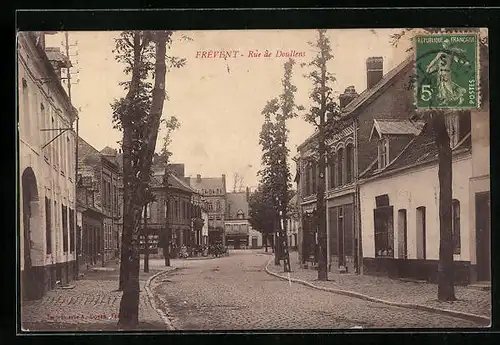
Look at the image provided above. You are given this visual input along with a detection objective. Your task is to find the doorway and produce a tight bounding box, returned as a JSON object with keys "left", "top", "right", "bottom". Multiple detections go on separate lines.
{"left": 398, "top": 209, "right": 408, "bottom": 259}
{"left": 476, "top": 192, "right": 491, "bottom": 281}
{"left": 21, "top": 168, "right": 40, "bottom": 301}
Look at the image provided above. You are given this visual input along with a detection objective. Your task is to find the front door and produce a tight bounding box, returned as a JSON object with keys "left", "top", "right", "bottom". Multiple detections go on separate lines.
{"left": 22, "top": 186, "right": 35, "bottom": 300}
{"left": 252, "top": 237, "right": 258, "bottom": 248}
{"left": 234, "top": 237, "right": 241, "bottom": 249}
{"left": 476, "top": 192, "right": 491, "bottom": 281}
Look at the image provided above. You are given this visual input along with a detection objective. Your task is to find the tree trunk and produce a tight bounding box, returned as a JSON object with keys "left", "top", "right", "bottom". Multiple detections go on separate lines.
{"left": 118, "top": 31, "right": 169, "bottom": 329}
{"left": 432, "top": 111, "right": 456, "bottom": 301}
{"left": 317, "top": 120, "right": 328, "bottom": 280}
{"left": 264, "top": 234, "right": 268, "bottom": 252}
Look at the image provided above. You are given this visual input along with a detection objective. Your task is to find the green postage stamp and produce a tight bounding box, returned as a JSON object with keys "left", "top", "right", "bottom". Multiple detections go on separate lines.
{"left": 415, "top": 33, "right": 479, "bottom": 109}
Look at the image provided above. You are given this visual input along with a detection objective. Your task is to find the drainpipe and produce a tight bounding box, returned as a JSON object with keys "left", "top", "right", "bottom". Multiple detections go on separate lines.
{"left": 354, "top": 117, "right": 363, "bottom": 274}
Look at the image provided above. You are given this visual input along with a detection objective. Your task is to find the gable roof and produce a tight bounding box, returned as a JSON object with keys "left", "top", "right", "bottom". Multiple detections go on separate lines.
{"left": 342, "top": 56, "right": 413, "bottom": 115}
{"left": 369, "top": 119, "right": 425, "bottom": 141}
{"left": 188, "top": 177, "right": 226, "bottom": 194}
{"left": 151, "top": 171, "right": 196, "bottom": 194}
{"left": 226, "top": 192, "right": 249, "bottom": 219}
{"left": 297, "top": 55, "right": 414, "bottom": 152}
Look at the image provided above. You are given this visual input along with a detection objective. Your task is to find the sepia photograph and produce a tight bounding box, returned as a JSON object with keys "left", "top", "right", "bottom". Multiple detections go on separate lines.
{"left": 17, "top": 26, "right": 490, "bottom": 332}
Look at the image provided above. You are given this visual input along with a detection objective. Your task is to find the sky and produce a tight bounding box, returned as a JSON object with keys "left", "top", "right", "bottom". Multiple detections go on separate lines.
{"left": 45, "top": 29, "right": 412, "bottom": 190}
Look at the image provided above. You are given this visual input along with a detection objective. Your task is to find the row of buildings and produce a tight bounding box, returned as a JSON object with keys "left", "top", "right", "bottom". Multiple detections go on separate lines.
{"left": 295, "top": 48, "right": 490, "bottom": 285}
{"left": 18, "top": 31, "right": 272, "bottom": 302}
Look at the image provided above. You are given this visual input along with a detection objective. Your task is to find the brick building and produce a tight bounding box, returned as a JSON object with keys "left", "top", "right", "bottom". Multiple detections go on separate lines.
{"left": 297, "top": 43, "right": 490, "bottom": 285}
{"left": 143, "top": 161, "right": 201, "bottom": 256}
{"left": 359, "top": 43, "right": 490, "bottom": 285}
{"left": 18, "top": 32, "right": 78, "bottom": 300}
{"left": 296, "top": 55, "right": 419, "bottom": 273}
{"left": 187, "top": 174, "right": 227, "bottom": 245}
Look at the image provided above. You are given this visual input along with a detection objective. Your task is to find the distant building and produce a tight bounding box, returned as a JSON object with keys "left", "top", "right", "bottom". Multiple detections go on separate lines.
{"left": 225, "top": 189, "right": 259, "bottom": 249}
{"left": 77, "top": 139, "right": 122, "bottom": 267}
{"left": 286, "top": 193, "right": 299, "bottom": 250}
{"left": 147, "top": 162, "right": 199, "bottom": 253}
{"left": 186, "top": 174, "right": 227, "bottom": 245}
{"left": 19, "top": 32, "right": 78, "bottom": 300}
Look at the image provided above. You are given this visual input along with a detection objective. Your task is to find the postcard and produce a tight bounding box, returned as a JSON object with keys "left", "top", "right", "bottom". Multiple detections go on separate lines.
{"left": 17, "top": 27, "right": 490, "bottom": 332}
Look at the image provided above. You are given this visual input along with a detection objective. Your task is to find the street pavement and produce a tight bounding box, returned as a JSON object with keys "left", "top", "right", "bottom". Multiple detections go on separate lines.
{"left": 268, "top": 251, "right": 491, "bottom": 320}
{"left": 151, "top": 250, "right": 485, "bottom": 330}
{"left": 20, "top": 260, "right": 173, "bottom": 332}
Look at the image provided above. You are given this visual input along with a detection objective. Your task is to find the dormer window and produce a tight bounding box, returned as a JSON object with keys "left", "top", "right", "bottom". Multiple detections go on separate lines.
{"left": 378, "top": 138, "right": 389, "bottom": 169}
{"left": 237, "top": 210, "right": 245, "bottom": 219}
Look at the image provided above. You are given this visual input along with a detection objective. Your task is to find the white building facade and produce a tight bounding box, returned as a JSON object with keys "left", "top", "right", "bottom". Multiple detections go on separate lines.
{"left": 18, "top": 32, "right": 78, "bottom": 301}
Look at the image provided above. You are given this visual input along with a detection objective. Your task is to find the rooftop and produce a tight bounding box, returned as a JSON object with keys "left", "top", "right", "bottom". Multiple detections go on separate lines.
{"left": 369, "top": 119, "right": 425, "bottom": 141}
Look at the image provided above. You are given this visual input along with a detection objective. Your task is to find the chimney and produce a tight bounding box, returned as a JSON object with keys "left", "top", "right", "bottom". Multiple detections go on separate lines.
{"left": 196, "top": 174, "right": 201, "bottom": 183}
{"left": 339, "top": 85, "right": 359, "bottom": 109}
{"left": 168, "top": 164, "right": 185, "bottom": 178}
{"left": 366, "top": 56, "right": 384, "bottom": 89}
{"left": 222, "top": 174, "right": 226, "bottom": 193}
{"left": 246, "top": 187, "right": 250, "bottom": 202}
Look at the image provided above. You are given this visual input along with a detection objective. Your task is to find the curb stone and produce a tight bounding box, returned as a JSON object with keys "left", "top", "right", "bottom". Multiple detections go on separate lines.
{"left": 264, "top": 259, "right": 490, "bottom": 326}
{"left": 144, "top": 268, "right": 178, "bottom": 330}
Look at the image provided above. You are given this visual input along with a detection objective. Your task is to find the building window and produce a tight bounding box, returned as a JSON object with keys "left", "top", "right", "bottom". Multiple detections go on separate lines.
{"left": 337, "top": 148, "right": 344, "bottom": 186}
{"left": 41, "top": 104, "right": 48, "bottom": 159}
{"left": 416, "top": 206, "right": 427, "bottom": 259}
{"left": 346, "top": 144, "right": 354, "bottom": 183}
{"left": 397, "top": 209, "right": 407, "bottom": 259}
{"left": 62, "top": 205, "right": 68, "bottom": 252}
{"left": 237, "top": 210, "right": 245, "bottom": 219}
{"left": 311, "top": 163, "right": 317, "bottom": 195}
{"left": 216, "top": 200, "right": 221, "bottom": 211}
{"left": 305, "top": 162, "right": 311, "bottom": 195}
{"left": 329, "top": 154, "right": 337, "bottom": 189}
{"left": 21, "top": 78, "right": 29, "bottom": 138}
{"left": 45, "top": 197, "right": 52, "bottom": 254}
{"left": 378, "top": 138, "right": 389, "bottom": 169}
{"left": 143, "top": 203, "right": 151, "bottom": 219}
{"left": 373, "top": 205, "right": 394, "bottom": 257}
{"left": 452, "top": 199, "right": 461, "bottom": 254}
{"left": 208, "top": 202, "right": 213, "bottom": 212}
{"left": 69, "top": 208, "right": 75, "bottom": 252}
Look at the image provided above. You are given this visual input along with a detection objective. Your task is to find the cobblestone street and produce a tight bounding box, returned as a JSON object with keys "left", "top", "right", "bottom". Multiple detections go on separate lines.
{"left": 268, "top": 252, "right": 491, "bottom": 319}
{"left": 151, "top": 250, "right": 486, "bottom": 330}
{"left": 21, "top": 260, "right": 172, "bottom": 331}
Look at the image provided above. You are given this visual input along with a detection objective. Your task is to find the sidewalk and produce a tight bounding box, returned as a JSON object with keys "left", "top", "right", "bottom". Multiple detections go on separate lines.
{"left": 20, "top": 259, "right": 174, "bottom": 332}
{"left": 266, "top": 252, "right": 491, "bottom": 321}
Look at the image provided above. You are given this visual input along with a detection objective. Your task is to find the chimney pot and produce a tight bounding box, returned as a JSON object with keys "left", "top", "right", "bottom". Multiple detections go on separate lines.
{"left": 366, "top": 56, "right": 384, "bottom": 89}
{"left": 196, "top": 174, "right": 201, "bottom": 182}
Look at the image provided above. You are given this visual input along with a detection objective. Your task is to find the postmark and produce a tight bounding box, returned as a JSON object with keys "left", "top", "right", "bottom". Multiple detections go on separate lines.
{"left": 414, "top": 33, "right": 480, "bottom": 110}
